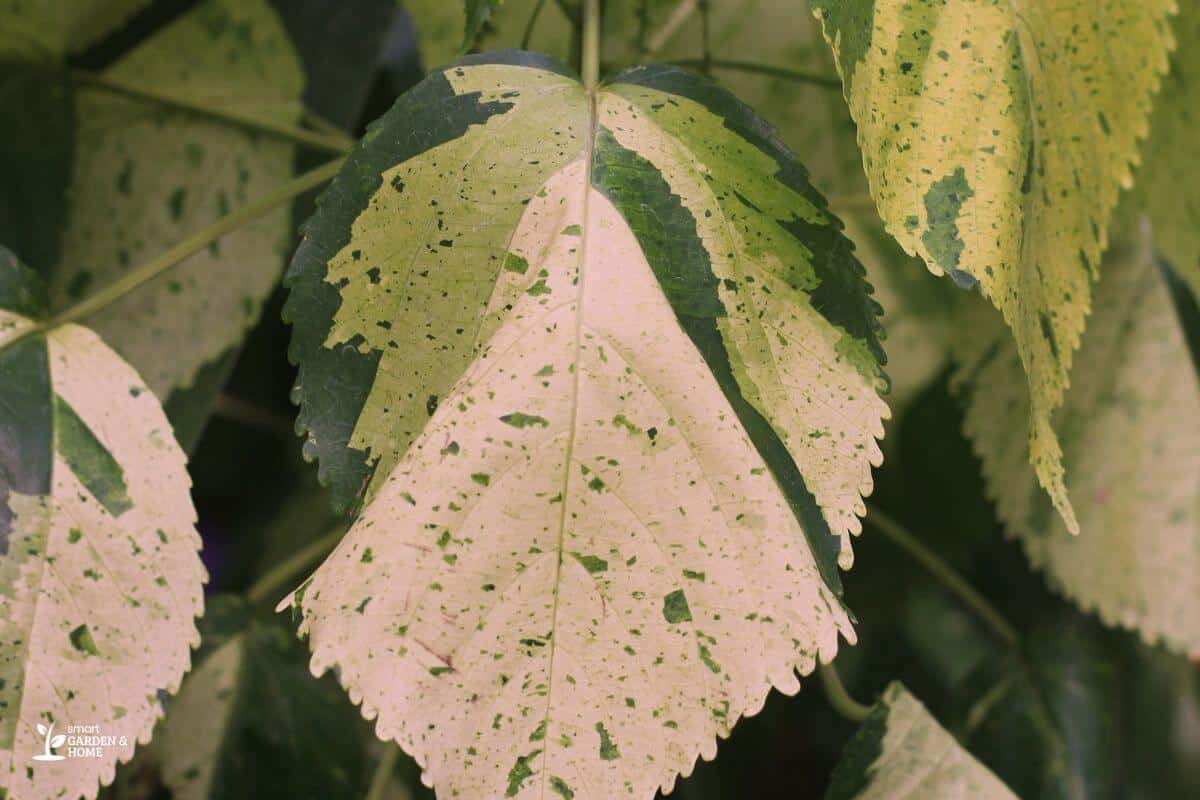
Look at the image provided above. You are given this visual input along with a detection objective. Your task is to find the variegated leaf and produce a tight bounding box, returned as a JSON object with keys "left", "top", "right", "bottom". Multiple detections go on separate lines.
{"left": 610, "top": 0, "right": 957, "bottom": 417}
{"left": 0, "top": 0, "right": 150, "bottom": 58}
{"left": 1140, "top": 0, "right": 1200, "bottom": 300}
{"left": 0, "top": 247, "right": 206, "bottom": 800}
{"left": 954, "top": 217, "right": 1200, "bottom": 656}
{"left": 813, "top": 0, "right": 1176, "bottom": 532}
{"left": 827, "top": 683, "right": 1018, "bottom": 800}
{"left": 43, "top": 0, "right": 303, "bottom": 399}
{"left": 283, "top": 53, "right": 889, "bottom": 798}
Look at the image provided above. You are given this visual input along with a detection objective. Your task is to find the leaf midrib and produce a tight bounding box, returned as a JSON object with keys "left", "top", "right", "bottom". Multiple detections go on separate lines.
{"left": 537, "top": 87, "right": 599, "bottom": 800}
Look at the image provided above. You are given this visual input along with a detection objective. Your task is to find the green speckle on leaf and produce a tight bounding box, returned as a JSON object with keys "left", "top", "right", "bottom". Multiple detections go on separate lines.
{"left": 500, "top": 411, "right": 550, "bottom": 428}
{"left": 503, "top": 252, "right": 530, "bottom": 274}
{"left": 571, "top": 553, "right": 608, "bottom": 573}
{"left": 67, "top": 528, "right": 82, "bottom": 544}
{"left": 471, "top": 473, "right": 491, "bottom": 486}
{"left": 549, "top": 776, "right": 575, "bottom": 799}
{"left": 596, "top": 721, "right": 620, "bottom": 760}
{"left": 505, "top": 749, "right": 541, "bottom": 796}
{"left": 920, "top": 167, "right": 975, "bottom": 273}
{"left": 69, "top": 624, "right": 99, "bottom": 655}
{"left": 168, "top": 187, "right": 187, "bottom": 222}
{"left": 663, "top": 589, "right": 693, "bottom": 623}
{"left": 611, "top": 414, "right": 640, "bottom": 434}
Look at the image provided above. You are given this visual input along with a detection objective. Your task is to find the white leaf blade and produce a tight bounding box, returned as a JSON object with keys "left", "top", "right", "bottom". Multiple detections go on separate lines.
{"left": 1, "top": 252, "right": 205, "bottom": 800}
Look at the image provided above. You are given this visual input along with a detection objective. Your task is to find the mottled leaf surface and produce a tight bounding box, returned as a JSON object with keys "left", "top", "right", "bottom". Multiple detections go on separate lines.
{"left": 955, "top": 219, "right": 1200, "bottom": 656}
{"left": 284, "top": 53, "right": 889, "bottom": 797}
{"left": 611, "top": 0, "right": 955, "bottom": 418}
{"left": 814, "top": 0, "right": 1176, "bottom": 532}
{"left": 0, "top": 0, "right": 150, "bottom": 57}
{"left": 827, "top": 682, "right": 1017, "bottom": 800}
{"left": 1140, "top": 0, "right": 1200, "bottom": 300}
{"left": 42, "top": 0, "right": 303, "bottom": 399}
{"left": 159, "top": 595, "right": 369, "bottom": 800}
{"left": 0, "top": 247, "right": 205, "bottom": 800}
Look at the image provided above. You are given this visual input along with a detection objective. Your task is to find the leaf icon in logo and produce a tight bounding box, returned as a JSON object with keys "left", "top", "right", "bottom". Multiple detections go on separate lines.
{"left": 50, "top": 735, "right": 66, "bottom": 748}
{"left": 36, "top": 724, "right": 47, "bottom": 737}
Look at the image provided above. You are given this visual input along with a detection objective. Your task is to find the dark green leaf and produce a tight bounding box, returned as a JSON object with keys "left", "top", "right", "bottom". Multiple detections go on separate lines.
{"left": 159, "top": 595, "right": 372, "bottom": 800}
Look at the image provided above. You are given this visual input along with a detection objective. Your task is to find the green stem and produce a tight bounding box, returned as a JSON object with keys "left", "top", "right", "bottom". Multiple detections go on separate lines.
{"left": 43, "top": 158, "right": 344, "bottom": 333}
{"left": 71, "top": 69, "right": 353, "bottom": 155}
{"left": 213, "top": 393, "right": 295, "bottom": 439}
{"left": 645, "top": 0, "right": 697, "bottom": 56}
{"left": 635, "top": 0, "right": 651, "bottom": 53}
{"left": 698, "top": 0, "right": 712, "bottom": 74}
{"left": 365, "top": 745, "right": 402, "bottom": 800}
{"left": 302, "top": 107, "right": 353, "bottom": 143}
{"left": 522, "top": 0, "right": 550, "bottom": 48}
{"left": 668, "top": 58, "right": 842, "bottom": 89}
{"left": 824, "top": 193, "right": 877, "bottom": 213}
{"left": 246, "top": 526, "right": 344, "bottom": 606}
{"left": 581, "top": 0, "right": 600, "bottom": 91}
{"left": 819, "top": 664, "right": 872, "bottom": 723}
{"left": 864, "top": 504, "right": 1020, "bottom": 649}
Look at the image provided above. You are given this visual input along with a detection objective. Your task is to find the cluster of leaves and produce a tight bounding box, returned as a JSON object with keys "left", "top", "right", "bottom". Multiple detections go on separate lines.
{"left": 0, "top": 1, "right": 1197, "bottom": 799}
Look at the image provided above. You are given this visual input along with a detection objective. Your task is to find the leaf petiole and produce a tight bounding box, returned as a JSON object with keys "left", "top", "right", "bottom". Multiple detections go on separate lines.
{"left": 581, "top": 0, "right": 600, "bottom": 91}
{"left": 668, "top": 58, "right": 842, "bottom": 89}
{"left": 864, "top": 504, "right": 1020, "bottom": 649}
{"left": 70, "top": 69, "right": 355, "bottom": 155}
{"left": 819, "top": 664, "right": 873, "bottom": 723}
{"left": 246, "top": 526, "right": 345, "bottom": 607}
{"left": 9, "top": 158, "right": 345, "bottom": 350}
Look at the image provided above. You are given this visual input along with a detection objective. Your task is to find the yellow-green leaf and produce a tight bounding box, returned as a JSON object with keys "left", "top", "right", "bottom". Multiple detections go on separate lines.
{"left": 814, "top": 0, "right": 1177, "bottom": 532}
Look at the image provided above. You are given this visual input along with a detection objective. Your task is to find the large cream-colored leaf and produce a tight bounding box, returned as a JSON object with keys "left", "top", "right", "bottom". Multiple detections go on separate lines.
{"left": 283, "top": 54, "right": 889, "bottom": 797}
{"left": 0, "top": 249, "right": 205, "bottom": 800}
{"left": 827, "top": 682, "right": 1018, "bottom": 800}
{"left": 814, "top": 0, "right": 1177, "bottom": 532}
{"left": 954, "top": 218, "right": 1200, "bottom": 656}
{"left": 45, "top": 0, "right": 303, "bottom": 398}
